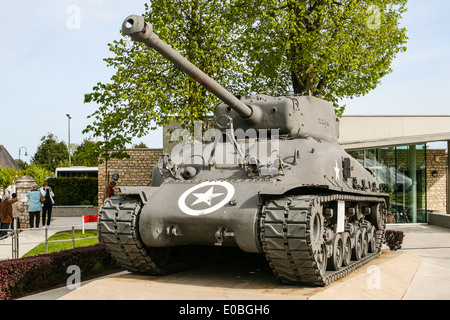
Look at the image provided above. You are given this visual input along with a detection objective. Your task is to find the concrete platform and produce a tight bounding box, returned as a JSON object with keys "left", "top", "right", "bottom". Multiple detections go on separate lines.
{"left": 17, "top": 222, "right": 450, "bottom": 301}
{"left": 57, "top": 250, "right": 420, "bottom": 300}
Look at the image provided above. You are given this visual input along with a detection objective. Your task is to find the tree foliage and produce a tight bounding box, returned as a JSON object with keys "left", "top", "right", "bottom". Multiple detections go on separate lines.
{"left": 240, "top": 0, "right": 408, "bottom": 115}
{"left": 32, "top": 133, "right": 69, "bottom": 172}
{"left": 132, "top": 142, "right": 149, "bottom": 148}
{"left": 0, "top": 168, "right": 16, "bottom": 189}
{"left": 0, "top": 164, "right": 51, "bottom": 189}
{"left": 84, "top": 0, "right": 408, "bottom": 150}
{"left": 23, "top": 164, "right": 52, "bottom": 186}
{"left": 84, "top": 0, "right": 250, "bottom": 157}
{"left": 72, "top": 138, "right": 99, "bottom": 167}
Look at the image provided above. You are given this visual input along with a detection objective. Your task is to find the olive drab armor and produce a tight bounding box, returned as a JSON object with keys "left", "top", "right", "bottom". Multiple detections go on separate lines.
{"left": 97, "top": 15, "right": 389, "bottom": 286}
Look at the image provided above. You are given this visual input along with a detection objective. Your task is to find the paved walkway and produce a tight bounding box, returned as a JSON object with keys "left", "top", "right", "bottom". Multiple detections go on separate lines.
{"left": 8, "top": 221, "right": 450, "bottom": 300}
{"left": 0, "top": 217, "right": 97, "bottom": 260}
{"left": 392, "top": 224, "right": 450, "bottom": 300}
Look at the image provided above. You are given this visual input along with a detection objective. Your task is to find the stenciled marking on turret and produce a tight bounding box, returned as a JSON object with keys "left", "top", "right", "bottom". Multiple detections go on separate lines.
{"left": 318, "top": 117, "right": 330, "bottom": 128}
{"left": 178, "top": 181, "right": 235, "bottom": 216}
{"left": 334, "top": 160, "right": 341, "bottom": 181}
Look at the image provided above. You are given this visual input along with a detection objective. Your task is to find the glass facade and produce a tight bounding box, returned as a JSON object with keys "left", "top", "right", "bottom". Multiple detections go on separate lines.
{"left": 348, "top": 144, "right": 427, "bottom": 223}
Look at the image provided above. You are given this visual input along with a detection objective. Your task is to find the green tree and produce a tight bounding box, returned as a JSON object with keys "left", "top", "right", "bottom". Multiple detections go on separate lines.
{"left": 73, "top": 138, "right": 100, "bottom": 167}
{"left": 16, "top": 159, "right": 28, "bottom": 171}
{"left": 132, "top": 142, "right": 148, "bottom": 148}
{"left": 84, "top": 0, "right": 408, "bottom": 149}
{"left": 84, "top": 0, "right": 250, "bottom": 156}
{"left": 32, "top": 133, "right": 69, "bottom": 172}
{"left": 23, "top": 164, "right": 52, "bottom": 186}
{"left": 240, "top": 0, "right": 408, "bottom": 114}
{"left": 0, "top": 167, "right": 14, "bottom": 190}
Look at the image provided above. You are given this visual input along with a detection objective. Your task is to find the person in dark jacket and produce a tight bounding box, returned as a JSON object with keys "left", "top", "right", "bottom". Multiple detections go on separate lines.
{"left": 0, "top": 195, "right": 12, "bottom": 238}
{"left": 108, "top": 181, "right": 116, "bottom": 198}
{"left": 39, "top": 182, "right": 55, "bottom": 227}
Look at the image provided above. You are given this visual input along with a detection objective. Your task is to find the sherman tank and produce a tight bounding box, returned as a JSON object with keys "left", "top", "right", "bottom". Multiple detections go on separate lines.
{"left": 98, "top": 14, "right": 389, "bottom": 286}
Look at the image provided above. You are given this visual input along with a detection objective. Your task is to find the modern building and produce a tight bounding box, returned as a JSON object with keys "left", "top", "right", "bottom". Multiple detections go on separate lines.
{"left": 339, "top": 115, "right": 450, "bottom": 224}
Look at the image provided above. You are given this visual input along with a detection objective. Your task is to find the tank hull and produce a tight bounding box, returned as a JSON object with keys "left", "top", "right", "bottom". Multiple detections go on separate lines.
{"left": 136, "top": 137, "right": 385, "bottom": 253}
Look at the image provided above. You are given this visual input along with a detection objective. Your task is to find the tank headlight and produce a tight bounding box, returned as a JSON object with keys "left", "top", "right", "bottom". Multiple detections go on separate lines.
{"left": 182, "top": 166, "right": 198, "bottom": 179}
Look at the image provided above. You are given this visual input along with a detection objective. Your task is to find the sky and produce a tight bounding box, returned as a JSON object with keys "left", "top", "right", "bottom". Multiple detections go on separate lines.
{"left": 1, "top": 0, "right": 450, "bottom": 165}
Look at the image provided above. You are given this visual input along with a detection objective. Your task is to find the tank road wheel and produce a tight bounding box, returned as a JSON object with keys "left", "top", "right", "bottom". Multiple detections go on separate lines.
{"left": 361, "top": 228, "right": 369, "bottom": 258}
{"left": 341, "top": 232, "right": 352, "bottom": 267}
{"left": 315, "top": 242, "right": 328, "bottom": 274}
{"left": 352, "top": 229, "right": 363, "bottom": 261}
{"left": 327, "top": 233, "right": 344, "bottom": 271}
{"left": 371, "top": 202, "right": 385, "bottom": 230}
{"left": 368, "top": 226, "right": 377, "bottom": 253}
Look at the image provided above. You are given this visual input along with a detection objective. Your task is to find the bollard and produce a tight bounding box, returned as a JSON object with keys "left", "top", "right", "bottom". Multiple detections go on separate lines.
{"left": 72, "top": 226, "right": 75, "bottom": 249}
{"left": 45, "top": 227, "right": 48, "bottom": 254}
{"left": 11, "top": 219, "right": 19, "bottom": 259}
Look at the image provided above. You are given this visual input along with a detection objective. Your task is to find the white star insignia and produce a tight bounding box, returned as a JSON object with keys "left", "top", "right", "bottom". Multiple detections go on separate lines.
{"left": 191, "top": 187, "right": 224, "bottom": 206}
{"left": 334, "top": 160, "right": 340, "bottom": 181}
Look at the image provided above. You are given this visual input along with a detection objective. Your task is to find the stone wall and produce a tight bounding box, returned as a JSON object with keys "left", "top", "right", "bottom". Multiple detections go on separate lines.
{"left": 428, "top": 211, "right": 450, "bottom": 228}
{"left": 426, "top": 149, "right": 448, "bottom": 213}
{"left": 98, "top": 149, "right": 164, "bottom": 206}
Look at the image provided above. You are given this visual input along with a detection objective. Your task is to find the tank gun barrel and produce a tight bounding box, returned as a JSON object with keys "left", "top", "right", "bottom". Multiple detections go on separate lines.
{"left": 122, "top": 15, "right": 253, "bottom": 119}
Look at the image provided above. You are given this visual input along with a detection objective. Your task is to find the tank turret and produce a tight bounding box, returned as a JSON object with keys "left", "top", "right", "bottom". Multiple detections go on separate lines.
{"left": 97, "top": 15, "right": 390, "bottom": 287}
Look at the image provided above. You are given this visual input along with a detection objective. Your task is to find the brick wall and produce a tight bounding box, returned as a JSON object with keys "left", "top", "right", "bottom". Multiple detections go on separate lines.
{"left": 426, "top": 149, "right": 447, "bottom": 213}
{"left": 98, "top": 148, "right": 163, "bottom": 205}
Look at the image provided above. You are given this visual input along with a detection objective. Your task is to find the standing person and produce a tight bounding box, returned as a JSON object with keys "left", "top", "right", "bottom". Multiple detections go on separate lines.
{"left": 108, "top": 181, "right": 116, "bottom": 198}
{"left": 40, "top": 182, "right": 55, "bottom": 227}
{"left": 0, "top": 195, "right": 12, "bottom": 239}
{"left": 103, "top": 181, "right": 116, "bottom": 204}
{"left": 10, "top": 193, "right": 24, "bottom": 230}
{"left": 27, "top": 186, "right": 42, "bottom": 228}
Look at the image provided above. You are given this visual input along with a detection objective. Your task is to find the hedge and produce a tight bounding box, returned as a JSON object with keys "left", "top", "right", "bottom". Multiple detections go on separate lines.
{"left": 48, "top": 177, "right": 98, "bottom": 206}
{"left": 0, "top": 244, "right": 118, "bottom": 300}
{"left": 384, "top": 230, "right": 405, "bottom": 251}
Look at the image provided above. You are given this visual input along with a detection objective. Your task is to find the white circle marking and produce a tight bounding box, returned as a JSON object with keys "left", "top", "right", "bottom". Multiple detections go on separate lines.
{"left": 178, "top": 181, "right": 235, "bottom": 216}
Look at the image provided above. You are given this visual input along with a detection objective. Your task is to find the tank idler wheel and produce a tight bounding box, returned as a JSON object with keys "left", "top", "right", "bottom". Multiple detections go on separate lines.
{"left": 341, "top": 232, "right": 352, "bottom": 267}
{"left": 327, "top": 233, "right": 344, "bottom": 271}
{"left": 368, "top": 226, "right": 377, "bottom": 253}
{"left": 352, "top": 229, "right": 363, "bottom": 261}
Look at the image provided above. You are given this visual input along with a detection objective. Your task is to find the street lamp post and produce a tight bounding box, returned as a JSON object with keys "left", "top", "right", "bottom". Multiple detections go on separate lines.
{"left": 18, "top": 146, "right": 28, "bottom": 168}
{"left": 66, "top": 114, "right": 72, "bottom": 167}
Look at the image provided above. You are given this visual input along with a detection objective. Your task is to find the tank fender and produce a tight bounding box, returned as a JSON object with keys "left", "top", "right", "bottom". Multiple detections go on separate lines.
{"left": 119, "top": 186, "right": 158, "bottom": 205}
{"left": 258, "top": 185, "right": 331, "bottom": 199}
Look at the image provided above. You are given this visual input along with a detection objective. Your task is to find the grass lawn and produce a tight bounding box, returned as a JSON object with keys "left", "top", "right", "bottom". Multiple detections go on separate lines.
{"left": 23, "top": 229, "right": 99, "bottom": 257}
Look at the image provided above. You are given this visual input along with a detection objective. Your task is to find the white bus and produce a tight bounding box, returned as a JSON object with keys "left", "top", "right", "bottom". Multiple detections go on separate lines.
{"left": 54, "top": 166, "right": 98, "bottom": 178}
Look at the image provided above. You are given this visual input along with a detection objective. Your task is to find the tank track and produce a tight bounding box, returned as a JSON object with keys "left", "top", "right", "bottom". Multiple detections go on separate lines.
{"left": 98, "top": 195, "right": 227, "bottom": 275}
{"left": 98, "top": 195, "right": 164, "bottom": 274}
{"left": 259, "top": 194, "right": 386, "bottom": 286}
